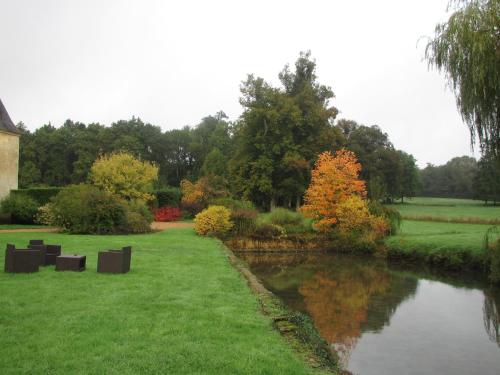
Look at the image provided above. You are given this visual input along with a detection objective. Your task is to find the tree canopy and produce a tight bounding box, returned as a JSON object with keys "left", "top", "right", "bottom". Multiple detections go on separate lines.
{"left": 15, "top": 52, "right": 423, "bottom": 210}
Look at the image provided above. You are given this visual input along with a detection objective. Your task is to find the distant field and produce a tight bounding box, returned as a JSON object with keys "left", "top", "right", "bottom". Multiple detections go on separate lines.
{"left": 389, "top": 197, "right": 500, "bottom": 224}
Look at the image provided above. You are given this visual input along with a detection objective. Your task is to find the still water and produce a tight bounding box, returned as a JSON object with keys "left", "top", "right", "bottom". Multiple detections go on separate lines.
{"left": 237, "top": 252, "right": 500, "bottom": 375}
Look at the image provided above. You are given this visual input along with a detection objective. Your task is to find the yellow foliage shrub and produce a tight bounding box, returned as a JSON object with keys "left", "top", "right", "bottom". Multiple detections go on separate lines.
{"left": 335, "top": 196, "right": 372, "bottom": 234}
{"left": 90, "top": 152, "right": 158, "bottom": 201}
{"left": 181, "top": 179, "right": 205, "bottom": 205}
{"left": 194, "top": 205, "right": 234, "bottom": 237}
{"left": 336, "top": 196, "right": 389, "bottom": 243}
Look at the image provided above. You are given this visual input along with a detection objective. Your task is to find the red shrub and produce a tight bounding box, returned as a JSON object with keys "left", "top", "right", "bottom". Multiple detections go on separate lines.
{"left": 153, "top": 206, "right": 182, "bottom": 222}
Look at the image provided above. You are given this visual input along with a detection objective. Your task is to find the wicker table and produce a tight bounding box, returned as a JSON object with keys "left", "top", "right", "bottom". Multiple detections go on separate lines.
{"left": 55, "top": 254, "right": 86, "bottom": 272}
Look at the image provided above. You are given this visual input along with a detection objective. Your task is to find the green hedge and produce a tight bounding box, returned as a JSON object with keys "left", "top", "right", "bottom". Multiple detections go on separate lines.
{"left": 154, "top": 187, "right": 182, "bottom": 207}
{"left": 11, "top": 187, "right": 62, "bottom": 205}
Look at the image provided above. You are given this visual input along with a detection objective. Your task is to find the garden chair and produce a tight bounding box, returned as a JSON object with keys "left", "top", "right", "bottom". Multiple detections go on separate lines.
{"left": 27, "top": 240, "right": 47, "bottom": 266}
{"left": 4, "top": 244, "right": 40, "bottom": 273}
{"left": 27, "top": 240, "right": 61, "bottom": 266}
{"left": 45, "top": 245, "right": 62, "bottom": 265}
{"left": 97, "top": 246, "right": 132, "bottom": 274}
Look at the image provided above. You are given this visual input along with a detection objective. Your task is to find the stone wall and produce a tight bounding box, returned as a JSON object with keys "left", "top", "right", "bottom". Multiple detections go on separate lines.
{"left": 0, "top": 131, "right": 19, "bottom": 200}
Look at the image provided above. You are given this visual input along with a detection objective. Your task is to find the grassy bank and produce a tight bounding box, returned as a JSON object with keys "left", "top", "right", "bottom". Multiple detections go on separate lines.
{"left": 385, "top": 197, "right": 500, "bottom": 272}
{"left": 0, "top": 229, "right": 323, "bottom": 374}
{"left": 385, "top": 220, "right": 495, "bottom": 270}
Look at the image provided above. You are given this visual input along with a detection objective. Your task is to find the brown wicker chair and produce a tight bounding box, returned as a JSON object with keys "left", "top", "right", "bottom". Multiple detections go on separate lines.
{"left": 97, "top": 246, "right": 132, "bottom": 274}
{"left": 4, "top": 244, "right": 40, "bottom": 273}
{"left": 27, "top": 240, "right": 62, "bottom": 266}
{"left": 45, "top": 245, "right": 61, "bottom": 265}
{"left": 27, "top": 244, "right": 46, "bottom": 266}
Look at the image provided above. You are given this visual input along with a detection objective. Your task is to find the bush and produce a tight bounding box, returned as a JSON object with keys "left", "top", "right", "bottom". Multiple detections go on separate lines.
{"left": 253, "top": 223, "right": 286, "bottom": 238}
{"left": 258, "top": 208, "right": 313, "bottom": 235}
{"left": 265, "top": 208, "right": 303, "bottom": 226}
{"left": 209, "top": 197, "right": 256, "bottom": 210}
{"left": 0, "top": 193, "right": 39, "bottom": 224}
{"left": 231, "top": 208, "right": 258, "bottom": 236}
{"left": 153, "top": 206, "right": 182, "bottom": 222}
{"left": 11, "top": 187, "right": 62, "bottom": 206}
{"left": 368, "top": 201, "right": 401, "bottom": 235}
{"left": 336, "top": 196, "right": 370, "bottom": 234}
{"left": 50, "top": 185, "right": 127, "bottom": 234}
{"left": 90, "top": 152, "right": 158, "bottom": 201}
{"left": 127, "top": 199, "right": 154, "bottom": 223}
{"left": 194, "top": 206, "right": 233, "bottom": 237}
{"left": 154, "top": 187, "right": 182, "bottom": 207}
{"left": 181, "top": 201, "right": 205, "bottom": 218}
{"left": 35, "top": 203, "right": 56, "bottom": 226}
{"left": 124, "top": 211, "right": 151, "bottom": 234}
{"left": 125, "top": 200, "right": 153, "bottom": 233}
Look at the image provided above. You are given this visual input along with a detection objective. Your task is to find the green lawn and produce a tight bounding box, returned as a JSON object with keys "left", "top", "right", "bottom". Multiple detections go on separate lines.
{"left": 0, "top": 229, "right": 318, "bottom": 374}
{"left": 389, "top": 197, "right": 500, "bottom": 224}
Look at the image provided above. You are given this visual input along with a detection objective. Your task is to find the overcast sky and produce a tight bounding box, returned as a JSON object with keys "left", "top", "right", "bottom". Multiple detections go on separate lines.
{"left": 0, "top": 0, "right": 479, "bottom": 167}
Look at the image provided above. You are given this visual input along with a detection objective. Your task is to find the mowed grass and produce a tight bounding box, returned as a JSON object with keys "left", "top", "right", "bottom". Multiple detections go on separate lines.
{"left": 0, "top": 229, "right": 317, "bottom": 375}
{"left": 386, "top": 219, "right": 500, "bottom": 271}
{"left": 386, "top": 220, "right": 494, "bottom": 255}
{"left": 389, "top": 197, "right": 500, "bottom": 224}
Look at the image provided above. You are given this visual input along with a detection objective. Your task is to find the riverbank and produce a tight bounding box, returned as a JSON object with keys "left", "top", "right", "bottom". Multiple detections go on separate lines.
{"left": 385, "top": 220, "right": 493, "bottom": 271}
{"left": 385, "top": 198, "right": 499, "bottom": 276}
{"left": 0, "top": 229, "right": 327, "bottom": 374}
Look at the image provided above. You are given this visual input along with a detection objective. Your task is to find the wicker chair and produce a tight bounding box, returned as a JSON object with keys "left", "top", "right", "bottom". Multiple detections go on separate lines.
{"left": 45, "top": 245, "right": 61, "bottom": 265}
{"left": 27, "top": 240, "right": 47, "bottom": 266}
{"left": 97, "top": 246, "right": 132, "bottom": 274}
{"left": 27, "top": 240, "right": 62, "bottom": 266}
{"left": 4, "top": 244, "right": 40, "bottom": 273}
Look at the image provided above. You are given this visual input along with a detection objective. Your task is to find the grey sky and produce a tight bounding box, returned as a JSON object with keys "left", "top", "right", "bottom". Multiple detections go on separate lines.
{"left": 0, "top": 0, "right": 479, "bottom": 167}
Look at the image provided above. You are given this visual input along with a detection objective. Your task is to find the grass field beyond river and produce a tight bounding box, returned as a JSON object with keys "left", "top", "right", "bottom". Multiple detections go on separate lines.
{"left": 0, "top": 229, "right": 319, "bottom": 375}
{"left": 386, "top": 197, "right": 500, "bottom": 270}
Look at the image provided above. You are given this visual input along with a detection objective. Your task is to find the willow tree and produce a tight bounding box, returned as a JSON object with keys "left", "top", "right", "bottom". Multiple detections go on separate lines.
{"left": 425, "top": 0, "right": 499, "bottom": 155}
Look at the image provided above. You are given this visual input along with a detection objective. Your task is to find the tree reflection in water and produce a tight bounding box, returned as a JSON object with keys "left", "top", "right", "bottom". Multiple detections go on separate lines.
{"left": 239, "top": 252, "right": 417, "bottom": 367}
{"left": 483, "top": 290, "right": 500, "bottom": 347}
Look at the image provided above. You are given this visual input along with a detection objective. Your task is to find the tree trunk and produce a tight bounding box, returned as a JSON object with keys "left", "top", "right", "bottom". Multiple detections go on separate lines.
{"left": 270, "top": 197, "right": 276, "bottom": 211}
{"left": 295, "top": 195, "right": 301, "bottom": 211}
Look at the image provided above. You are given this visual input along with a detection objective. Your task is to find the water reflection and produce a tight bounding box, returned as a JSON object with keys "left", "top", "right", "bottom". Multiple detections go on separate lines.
{"left": 238, "top": 252, "right": 500, "bottom": 374}
{"left": 484, "top": 290, "right": 500, "bottom": 346}
{"left": 239, "top": 253, "right": 417, "bottom": 366}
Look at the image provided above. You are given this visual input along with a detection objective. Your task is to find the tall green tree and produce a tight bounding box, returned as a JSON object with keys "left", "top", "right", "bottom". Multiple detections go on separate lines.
{"left": 230, "top": 53, "right": 342, "bottom": 209}
{"left": 426, "top": 0, "right": 499, "bottom": 155}
{"left": 397, "top": 151, "right": 420, "bottom": 202}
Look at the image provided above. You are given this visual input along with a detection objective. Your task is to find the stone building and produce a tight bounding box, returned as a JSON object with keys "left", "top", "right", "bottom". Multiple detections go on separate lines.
{"left": 0, "top": 99, "right": 20, "bottom": 200}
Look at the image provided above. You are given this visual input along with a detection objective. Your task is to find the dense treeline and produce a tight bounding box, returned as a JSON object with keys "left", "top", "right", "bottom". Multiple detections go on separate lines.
{"left": 17, "top": 112, "right": 232, "bottom": 188}
{"left": 420, "top": 156, "right": 477, "bottom": 199}
{"left": 419, "top": 154, "right": 500, "bottom": 204}
{"left": 17, "top": 53, "right": 420, "bottom": 209}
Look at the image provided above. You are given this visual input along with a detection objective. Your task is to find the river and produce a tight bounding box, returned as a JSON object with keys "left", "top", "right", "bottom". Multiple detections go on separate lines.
{"left": 237, "top": 252, "right": 500, "bottom": 375}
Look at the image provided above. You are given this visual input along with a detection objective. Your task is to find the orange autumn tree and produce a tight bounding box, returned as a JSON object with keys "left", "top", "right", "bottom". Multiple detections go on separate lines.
{"left": 301, "top": 149, "right": 367, "bottom": 232}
